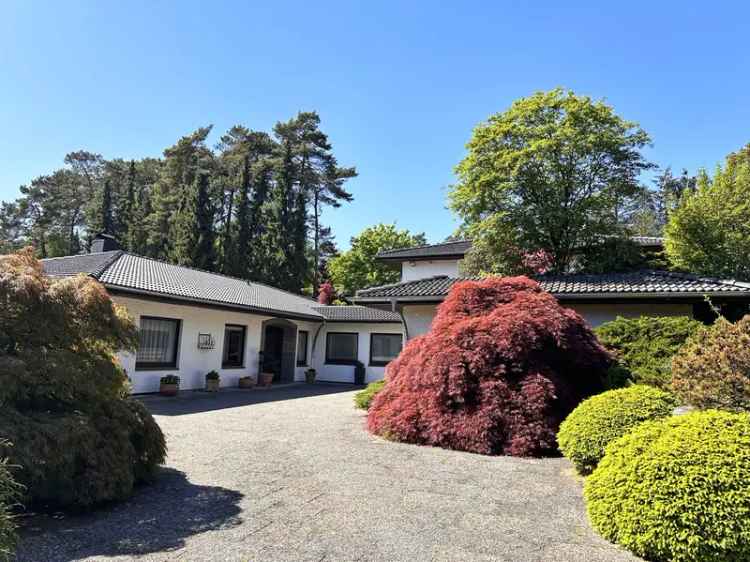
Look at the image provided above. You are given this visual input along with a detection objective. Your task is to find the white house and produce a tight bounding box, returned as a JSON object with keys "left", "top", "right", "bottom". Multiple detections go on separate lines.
{"left": 351, "top": 239, "right": 750, "bottom": 338}
{"left": 42, "top": 235, "right": 405, "bottom": 393}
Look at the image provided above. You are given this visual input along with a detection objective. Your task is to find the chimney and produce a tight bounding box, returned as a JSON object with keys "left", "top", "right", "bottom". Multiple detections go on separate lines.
{"left": 91, "top": 233, "right": 121, "bottom": 253}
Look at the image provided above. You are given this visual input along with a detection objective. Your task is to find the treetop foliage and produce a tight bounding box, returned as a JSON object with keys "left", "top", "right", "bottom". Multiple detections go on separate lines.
{"left": 450, "top": 88, "right": 654, "bottom": 274}
{"left": 1, "top": 111, "right": 356, "bottom": 296}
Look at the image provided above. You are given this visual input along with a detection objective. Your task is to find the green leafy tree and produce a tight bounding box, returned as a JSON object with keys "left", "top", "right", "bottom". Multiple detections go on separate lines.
{"left": 450, "top": 88, "right": 654, "bottom": 274}
{"left": 665, "top": 143, "right": 750, "bottom": 280}
{"left": 328, "top": 224, "right": 426, "bottom": 295}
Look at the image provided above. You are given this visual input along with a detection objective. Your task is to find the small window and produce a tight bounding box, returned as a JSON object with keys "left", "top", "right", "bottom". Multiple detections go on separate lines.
{"left": 325, "top": 332, "right": 358, "bottom": 364}
{"left": 370, "top": 333, "right": 403, "bottom": 366}
{"left": 297, "top": 330, "right": 309, "bottom": 366}
{"left": 136, "top": 317, "right": 181, "bottom": 370}
{"left": 222, "top": 325, "right": 246, "bottom": 368}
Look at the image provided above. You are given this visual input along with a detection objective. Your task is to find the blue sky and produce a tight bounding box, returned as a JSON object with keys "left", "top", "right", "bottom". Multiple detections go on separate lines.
{"left": 2, "top": 1, "right": 749, "bottom": 248}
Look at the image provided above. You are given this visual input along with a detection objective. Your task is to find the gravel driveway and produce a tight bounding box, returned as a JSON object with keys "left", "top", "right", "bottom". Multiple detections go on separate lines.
{"left": 16, "top": 384, "right": 640, "bottom": 562}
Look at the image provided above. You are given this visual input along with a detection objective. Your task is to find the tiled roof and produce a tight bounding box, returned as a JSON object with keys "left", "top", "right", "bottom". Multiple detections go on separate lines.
{"left": 376, "top": 240, "right": 472, "bottom": 261}
{"left": 353, "top": 271, "right": 750, "bottom": 301}
{"left": 629, "top": 236, "right": 664, "bottom": 247}
{"left": 312, "top": 305, "right": 401, "bottom": 322}
{"left": 376, "top": 236, "right": 664, "bottom": 262}
{"left": 40, "top": 250, "right": 123, "bottom": 278}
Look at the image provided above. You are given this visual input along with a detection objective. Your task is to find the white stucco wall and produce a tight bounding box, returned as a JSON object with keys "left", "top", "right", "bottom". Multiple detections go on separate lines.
{"left": 112, "top": 295, "right": 405, "bottom": 392}
{"left": 400, "top": 301, "right": 696, "bottom": 338}
{"left": 401, "top": 260, "right": 461, "bottom": 281}
{"left": 401, "top": 304, "right": 440, "bottom": 338}
{"left": 310, "top": 322, "right": 406, "bottom": 384}
{"left": 567, "top": 302, "right": 693, "bottom": 328}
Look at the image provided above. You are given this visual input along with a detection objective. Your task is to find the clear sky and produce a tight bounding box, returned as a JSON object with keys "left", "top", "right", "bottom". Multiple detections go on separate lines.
{"left": 2, "top": 1, "right": 749, "bottom": 248}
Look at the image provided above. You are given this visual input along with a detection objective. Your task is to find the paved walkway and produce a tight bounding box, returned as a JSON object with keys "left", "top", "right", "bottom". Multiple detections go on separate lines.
{"left": 16, "top": 384, "right": 639, "bottom": 561}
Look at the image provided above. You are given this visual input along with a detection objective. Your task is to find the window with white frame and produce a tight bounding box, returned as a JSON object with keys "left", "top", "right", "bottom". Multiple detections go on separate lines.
{"left": 297, "top": 330, "right": 309, "bottom": 366}
{"left": 222, "top": 324, "right": 246, "bottom": 368}
{"left": 136, "top": 317, "right": 181, "bottom": 370}
{"left": 369, "top": 333, "right": 403, "bottom": 366}
{"left": 325, "top": 332, "right": 358, "bottom": 364}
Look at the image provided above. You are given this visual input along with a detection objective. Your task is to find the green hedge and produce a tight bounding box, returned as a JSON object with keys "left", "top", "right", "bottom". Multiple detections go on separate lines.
{"left": 557, "top": 385, "right": 676, "bottom": 474}
{"left": 595, "top": 315, "right": 703, "bottom": 389}
{"left": 585, "top": 410, "right": 750, "bottom": 562}
{"left": 354, "top": 380, "right": 385, "bottom": 410}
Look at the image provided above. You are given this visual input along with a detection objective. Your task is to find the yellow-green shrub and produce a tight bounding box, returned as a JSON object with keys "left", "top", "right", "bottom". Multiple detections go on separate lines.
{"left": 672, "top": 316, "right": 750, "bottom": 411}
{"left": 557, "top": 385, "right": 675, "bottom": 474}
{"left": 354, "top": 380, "right": 385, "bottom": 410}
{"left": 585, "top": 410, "right": 750, "bottom": 562}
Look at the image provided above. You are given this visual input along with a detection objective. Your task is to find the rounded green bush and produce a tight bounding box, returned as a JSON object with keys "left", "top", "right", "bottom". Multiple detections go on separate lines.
{"left": 354, "top": 380, "right": 385, "bottom": 410}
{"left": 585, "top": 410, "right": 750, "bottom": 562}
{"left": 557, "top": 385, "right": 676, "bottom": 474}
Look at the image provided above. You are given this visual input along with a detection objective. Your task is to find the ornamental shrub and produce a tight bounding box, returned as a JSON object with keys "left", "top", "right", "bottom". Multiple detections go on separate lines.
{"left": 595, "top": 315, "right": 703, "bottom": 389}
{"left": 585, "top": 410, "right": 750, "bottom": 562}
{"left": 557, "top": 385, "right": 676, "bottom": 474}
{"left": 671, "top": 316, "right": 750, "bottom": 411}
{"left": 354, "top": 380, "right": 385, "bottom": 410}
{"left": 367, "top": 276, "right": 611, "bottom": 457}
{"left": 0, "top": 249, "right": 166, "bottom": 510}
{"left": 0, "top": 444, "right": 21, "bottom": 562}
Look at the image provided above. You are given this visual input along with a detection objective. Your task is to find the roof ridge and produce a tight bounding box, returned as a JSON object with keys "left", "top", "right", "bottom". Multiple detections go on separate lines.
{"left": 377, "top": 239, "right": 471, "bottom": 255}
{"left": 40, "top": 250, "right": 121, "bottom": 262}
{"left": 119, "top": 252, "right": 317, "bottom": 302}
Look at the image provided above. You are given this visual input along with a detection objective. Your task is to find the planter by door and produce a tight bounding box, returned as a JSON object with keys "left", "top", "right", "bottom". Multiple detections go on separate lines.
{"left": 238, "top": 376, "right": 256, "bottom": 389}
{"left": 159, "top": 382, "right": 179, "bottom": 396}
{"left": 259, "top": 372, "right": 274, "bottom": 387}
{"left": 205, "top": 379, "right": 220, "bottom": 392}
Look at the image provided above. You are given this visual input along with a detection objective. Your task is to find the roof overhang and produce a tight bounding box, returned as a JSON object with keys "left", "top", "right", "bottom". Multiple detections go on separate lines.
{"left": 106, "top": 284, "right": 326, "bottom": 322}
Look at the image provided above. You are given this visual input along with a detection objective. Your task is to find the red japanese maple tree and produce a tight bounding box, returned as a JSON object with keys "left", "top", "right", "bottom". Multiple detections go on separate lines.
{"left": 367, "top": 276, "right": 610, "bottom": 456}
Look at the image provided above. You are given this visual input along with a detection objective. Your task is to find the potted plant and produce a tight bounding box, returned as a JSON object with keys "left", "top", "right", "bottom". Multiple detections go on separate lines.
{"left": 238, "top": 374, "right": 256, "bottom": 389}
{"left": 354, "top": 361, "right": 366, "bottom": 385}
{"left": 159, "top": 375, "right": 180, "bottom": 396}
{"left": 305, "top": 368, "right": 317, "bottom": 384}
{"left": 259, "top": 371, "right": 274, "bottom": 387}
{"left": 205, "top": 370, "right": 220, "bottom": 392}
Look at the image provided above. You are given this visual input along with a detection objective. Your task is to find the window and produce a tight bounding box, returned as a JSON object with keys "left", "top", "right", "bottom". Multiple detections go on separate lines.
{"left": 136, "top": 317, "right": 181, "bottom": 370}
{"left": 222, "top": 325, "right": 246, "bottom": 368}
{"left": 370, "top": 333, "right": 403, "bottom": 366}
{"left": 325, "top": 332, "right": 359, "bottom": 364}
{"left": 297, "top": 330, "right": 309, "bottom": 366}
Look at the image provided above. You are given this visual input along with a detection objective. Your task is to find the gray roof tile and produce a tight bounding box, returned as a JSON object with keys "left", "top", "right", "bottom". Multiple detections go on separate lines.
{"left": 376, "top": 240, "right": 472, "bottom": 261}
{"left": 40, "top": 251, "right": 123, "bottom": 278}
{"left": 312, "top": 305, "right": 401, "bottom": 322}
{"left": 353, "top": 271, "right": 750, "bottom": 301}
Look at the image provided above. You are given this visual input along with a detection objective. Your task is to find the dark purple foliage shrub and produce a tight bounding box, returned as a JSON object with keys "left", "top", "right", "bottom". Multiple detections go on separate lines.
{"left": 367, "top": 276, "right": 610, "bottom": 456}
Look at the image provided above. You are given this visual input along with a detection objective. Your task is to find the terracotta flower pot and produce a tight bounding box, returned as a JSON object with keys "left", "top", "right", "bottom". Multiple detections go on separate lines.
{"left": 205, "top": 379, "right": 220, "bottom": 392}
{"left": 259, "top": 372, "right": 274, "bottom": 387}
{"left": 159, "top": 382, "right": 179, "bottom": 397}
{"left": 238, "top": 376, "right": 256, "bottom": 389}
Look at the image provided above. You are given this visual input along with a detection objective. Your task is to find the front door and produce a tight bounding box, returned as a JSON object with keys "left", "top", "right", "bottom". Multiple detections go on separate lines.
{"left": 263, "top": 325, "right": 284, "bottom": 382}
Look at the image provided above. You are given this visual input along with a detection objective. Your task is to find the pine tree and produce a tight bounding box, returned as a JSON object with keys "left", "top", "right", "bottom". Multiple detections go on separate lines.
{"left": 171, "top": 172, "right": 216, "bottom": 270}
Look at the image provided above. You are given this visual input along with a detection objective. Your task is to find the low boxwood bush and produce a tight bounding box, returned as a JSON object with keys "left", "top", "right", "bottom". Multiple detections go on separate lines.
{"left": 558, "top": 385, "right": 676, "bottom": 474}
{"left": 672, "top": 316, "right": 750, "bottom": 411}
{"left": 585, "top": 410, "right": 750, "bottom": 562}
{"left": 0, "top": 445, "right": 21, "bottom": 562}
{"left": 354, "top": 380, "right": 385, "bottom": 410}
{"left": 595, "top": 315, "right": 703, "bottom": 389}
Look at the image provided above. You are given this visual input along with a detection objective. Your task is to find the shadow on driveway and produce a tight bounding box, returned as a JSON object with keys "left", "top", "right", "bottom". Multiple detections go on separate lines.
{"left": 16, "top": 468, "right": 243, "bottom": 562}
{"left": 141, "top": 382, "right": 361, "bottom": 416}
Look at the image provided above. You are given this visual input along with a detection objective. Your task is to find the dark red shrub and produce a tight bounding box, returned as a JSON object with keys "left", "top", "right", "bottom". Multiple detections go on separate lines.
{"left": 367, "top": 276, "right": 611, "bottom": 456}
{"left": 317, "top": 280, "right": 336, "bottom": 305}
